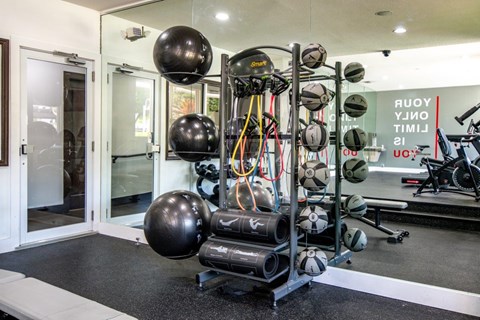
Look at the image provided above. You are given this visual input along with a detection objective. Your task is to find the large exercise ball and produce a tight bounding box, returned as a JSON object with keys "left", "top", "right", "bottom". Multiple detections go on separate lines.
{"left": 227, "top": 181, "right": 274, "bottom": 212}
{"left": 29, "top": 121, "right": 58, "bottom": 151}
{"left": 144, "top": 190, "right": 212, "bottom": 259}
{"left": 169, "top": 113, "right": 219, "bottom": 162}
{"left": 153, "top": 25, "right": 213, "bottom": 85}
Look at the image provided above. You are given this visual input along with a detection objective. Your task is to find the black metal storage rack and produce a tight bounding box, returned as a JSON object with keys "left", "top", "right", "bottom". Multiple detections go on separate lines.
{"left": 196, "top": 43, "right": 351, "bottom": 307}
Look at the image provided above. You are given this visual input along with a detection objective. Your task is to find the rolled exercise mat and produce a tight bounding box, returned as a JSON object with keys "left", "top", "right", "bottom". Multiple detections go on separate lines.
{"left": 198, "top": 240, "right": 279, "bottom": 279}
{"left": 211, "top": 209, "right": 289, "bottom": 244}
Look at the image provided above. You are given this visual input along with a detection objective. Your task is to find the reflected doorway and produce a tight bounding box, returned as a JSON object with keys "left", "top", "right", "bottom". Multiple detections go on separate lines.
{"left": 106, "top": 64, "right": 160, "bottom": 226}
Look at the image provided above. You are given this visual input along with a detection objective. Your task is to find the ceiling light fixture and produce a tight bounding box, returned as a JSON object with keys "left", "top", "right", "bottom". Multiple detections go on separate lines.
{"left": 215, "top": 12, "right": 229, "bottom": 21}
{"left": 393, "top": 26, "right": 407, "bottom": 34}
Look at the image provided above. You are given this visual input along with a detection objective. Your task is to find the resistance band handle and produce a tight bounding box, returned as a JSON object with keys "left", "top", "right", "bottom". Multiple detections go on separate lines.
{"left": 455, "top": 103, "right": 480, "bottom": 126}
{"left": 249, "top": 75, "right": 268, "bottom": 95}
{"left": 270, "top": 73, "right": 290, "bottom": 95}
{"left": 299, "top": 118, "right": 308, "bottom": 127}
{"left": 233, "top": 77, "right": 250, "bottom": 98}
{"left": 311, "top": 119, "right": 327, "bottom": 126}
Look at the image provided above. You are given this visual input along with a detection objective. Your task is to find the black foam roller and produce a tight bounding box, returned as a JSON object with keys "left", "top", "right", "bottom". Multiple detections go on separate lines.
{"left": 211, "top": 209, "right": 289, "bottom": 244}
{"left": 198, "top": 240, "right": 279, "bottom": 279}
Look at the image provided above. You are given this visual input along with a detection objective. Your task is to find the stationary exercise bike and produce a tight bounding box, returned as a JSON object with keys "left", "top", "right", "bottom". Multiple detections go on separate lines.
{"left": 454, "top": 102, "right": 480, "bottom": 166}
{"left": 413, "top": 128, "right": 480, "bottom": 201}
{"left": 402, "top": 103, "right": 480, "bottom": 187}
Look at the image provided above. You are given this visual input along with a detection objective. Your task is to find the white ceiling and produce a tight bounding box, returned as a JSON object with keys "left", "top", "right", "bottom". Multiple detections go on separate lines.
{"left": 64, "top": 0, "right": 480, "bottom": 56}
{"left": 63, "top": 0, "right": 480, "bottom": 91}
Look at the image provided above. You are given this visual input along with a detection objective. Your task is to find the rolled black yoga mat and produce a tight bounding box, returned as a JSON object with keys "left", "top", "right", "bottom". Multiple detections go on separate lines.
{"left": 211, "top": 209, "right": 289, "bottom": 244}
{"left": 198, "top": 240, "right": 279, "bottom": 279}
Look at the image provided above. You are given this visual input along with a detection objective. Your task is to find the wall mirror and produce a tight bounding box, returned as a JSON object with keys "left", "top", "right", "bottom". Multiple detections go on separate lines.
{"left": 101, "top": 0, "right": 480, "bottom": 296}
{"left": 0, "top": 38, "right": 9, "bottom": 166}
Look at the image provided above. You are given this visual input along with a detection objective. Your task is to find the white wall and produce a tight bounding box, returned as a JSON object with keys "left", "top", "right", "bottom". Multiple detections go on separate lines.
{"left": 0, "top": 0, "right": 100, "bottom": 253}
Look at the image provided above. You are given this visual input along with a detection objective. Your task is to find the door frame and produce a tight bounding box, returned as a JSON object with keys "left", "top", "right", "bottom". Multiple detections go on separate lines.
{"left": 19, "top": 48, "right": 95, "bottom": 245}
{"left": 103, "top": 62, "right": 161, "bottom": 226}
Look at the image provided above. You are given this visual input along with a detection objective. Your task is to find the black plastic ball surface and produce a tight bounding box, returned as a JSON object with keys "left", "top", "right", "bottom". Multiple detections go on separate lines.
{"left": 153, "top": 25, "right": 213, "bottom": 85}
{"left": 144, "top": 190, "right": 212, "bottom": 259}
{"left": 169, "top": 113, "right": 219, "bottom": 162}
{"left": 226, "top": 182, "right": 274, "bottom": 211}
{"left": 228, "top": 49, "right": 274, "bottom": 78}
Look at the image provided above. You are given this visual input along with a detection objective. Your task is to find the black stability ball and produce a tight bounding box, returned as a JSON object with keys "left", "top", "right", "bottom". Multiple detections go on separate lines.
{"left": 227, "top": 181, "right": 274, "bottom": 212}
{"left": 228, "top": 49, "right": 274, "bottom": 79}
{"left": 169, "top": 113, "right": 219, "bottom": 162}
{"left": 144, "top": 190, "right": 212, "bottom": 260}
{"left": 153, "top": 25, "right": 213, "bottom": 85}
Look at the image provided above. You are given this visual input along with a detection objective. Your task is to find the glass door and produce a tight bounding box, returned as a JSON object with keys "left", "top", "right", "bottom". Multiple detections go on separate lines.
{"left": 20, "top": 49, "right": 93, "bottom": 244}
{"left": 106, "top": 64, "right": 160, "bottom": 226}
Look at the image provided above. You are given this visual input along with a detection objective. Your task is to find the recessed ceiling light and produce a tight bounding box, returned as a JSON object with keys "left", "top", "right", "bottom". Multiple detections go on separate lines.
{"left": 393, "top": 26, "right": 407, "bottom": 34}
{"left": 375, "top": 10, "right": 392, "bottom": 16}
{"left": 215, "top": 12, "right": 229, "bottom": 21}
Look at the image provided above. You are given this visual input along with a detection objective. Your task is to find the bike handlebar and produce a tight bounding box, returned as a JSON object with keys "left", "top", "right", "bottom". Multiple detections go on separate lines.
{"left": 455, "top": 102, "right": 480, "bottom": 126}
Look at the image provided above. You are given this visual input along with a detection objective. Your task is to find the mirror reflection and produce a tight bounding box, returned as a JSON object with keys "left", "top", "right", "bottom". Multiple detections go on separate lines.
{"left": 101, "top": 0, "right": 480, "bottom": 294}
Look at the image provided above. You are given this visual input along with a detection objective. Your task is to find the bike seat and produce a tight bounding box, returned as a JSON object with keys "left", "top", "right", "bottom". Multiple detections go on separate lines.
{"left": 446, "top": 133, "right": 480, "bottom": 143}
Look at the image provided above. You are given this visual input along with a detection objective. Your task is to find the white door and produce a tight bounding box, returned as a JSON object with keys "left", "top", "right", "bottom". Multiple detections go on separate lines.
{"left": 105, "top": 64, "right": 160, "bottom": 226}
{"left": 20, "top": 49, "right": 94, "bottom": 244}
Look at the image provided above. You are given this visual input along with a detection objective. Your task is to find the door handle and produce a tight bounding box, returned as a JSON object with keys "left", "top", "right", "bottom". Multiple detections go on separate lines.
{"left": 146, "top": 142, "right": 160, "bottom": 160}
{"left": 21, "top": 144, "right": 34, "bottom": 155}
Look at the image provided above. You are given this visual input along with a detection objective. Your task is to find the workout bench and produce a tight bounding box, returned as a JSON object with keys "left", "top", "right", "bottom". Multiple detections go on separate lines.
{"left": 0, "top": 269, "right": 136, "bottom": 320}
{"left": 342, "top": 197, "right": 410, "bottom": 243}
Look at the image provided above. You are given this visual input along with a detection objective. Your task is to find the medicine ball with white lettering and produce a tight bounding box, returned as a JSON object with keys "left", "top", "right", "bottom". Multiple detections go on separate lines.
{"left": 299, "top": 160, "right": 330, "bottom": 191}
{"left": 301, "top": 83, "right": 331, "bottom": 111}
{"left": 343, "top": 228, "right": 367, "bottom": 252}
{"left": 301, "top": 43, "right": 327, "bottom": 69}
{"left": 342, "top": 158, "right": 368, "bottom": 183}
{"left": 301, "top": 124, "right": 329, "bottom": 152}
{"left": 298, "top": 247, "right": 328, "bottom": 276}
{"left": 343, "top": 128, "right": 367, "bottom": 151}
{"left": 344, "top": 94, "right": 368, "bottom": 118}
{"left": 298, "top": 206, "right": 329, "bottom": 234}
{"left": 344, "top": 62, "right": 365, "bottom": 83}
{"left": 344, "top": 194, "right": 367, "bottom": 218}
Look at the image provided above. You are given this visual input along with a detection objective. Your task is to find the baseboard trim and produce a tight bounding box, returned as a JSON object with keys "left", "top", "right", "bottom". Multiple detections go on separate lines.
{"left": 314, "top": 267, "right": 480, "bottom": 317}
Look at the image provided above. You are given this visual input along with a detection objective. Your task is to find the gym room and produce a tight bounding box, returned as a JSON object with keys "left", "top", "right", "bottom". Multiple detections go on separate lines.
{"left": 0, "top": 0, "right": 479, "bottom": 319}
